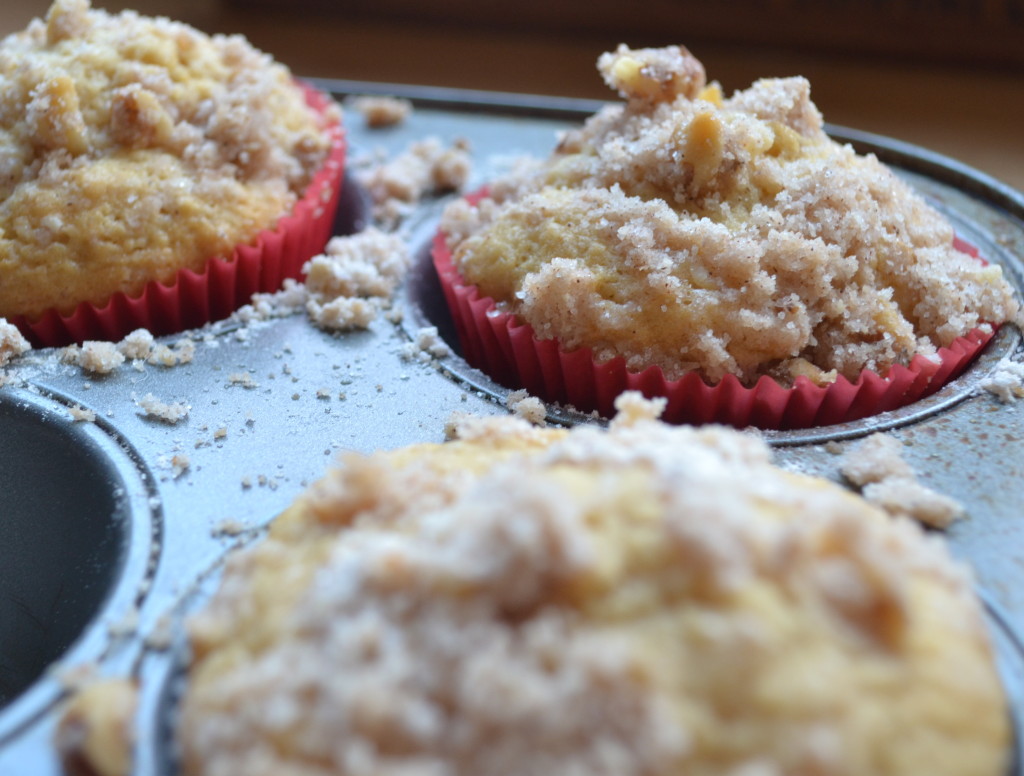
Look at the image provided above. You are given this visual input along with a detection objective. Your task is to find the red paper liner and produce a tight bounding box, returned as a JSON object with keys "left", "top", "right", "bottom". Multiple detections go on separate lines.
{"left": 12, "top": 81, "right": 346, "bottom": 348}
{"left": 433, "top": 228, "right": 995, "bottom": 430}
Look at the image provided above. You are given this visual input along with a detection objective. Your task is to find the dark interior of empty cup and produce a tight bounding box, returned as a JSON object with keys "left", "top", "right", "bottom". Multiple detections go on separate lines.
{"left": 0, "top": 394, "right": 128, "bottom": 708}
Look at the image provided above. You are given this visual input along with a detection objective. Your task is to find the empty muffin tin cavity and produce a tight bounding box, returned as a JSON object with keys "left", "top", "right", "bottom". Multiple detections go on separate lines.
{"left": 0, "top": 390, "right": 158, "bottom": 739}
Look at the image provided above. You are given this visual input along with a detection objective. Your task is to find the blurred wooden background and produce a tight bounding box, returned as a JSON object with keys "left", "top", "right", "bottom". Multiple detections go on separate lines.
{"left": 3, "top": 0, "right": 1024, "bottom": 192}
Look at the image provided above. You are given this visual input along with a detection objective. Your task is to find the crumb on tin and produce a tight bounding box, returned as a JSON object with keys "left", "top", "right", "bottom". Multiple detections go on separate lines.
{"left": 68, "top": 404, "right": 97, "bottom": 422}
{"left": 979, "top": 357, "right": 1024, "bottom": 402}
{"left": 54, "top": 677, "right": 137, "bottom": 776}
{"left": 358, "top": 136, "right": 472, "bottom": 226}
{"left": 0, "top": 318, "right": 31, "bottom": 366}
{"left": 136, "top": 393, "right": 190, "bottom": 424}
{"left": 349, "top": 95, "right": 412, "bottom": 128}
{"left": 506, "top": 389, "right": 546, "bottom": 425}
{"left": 840, "top": 433, "right": 963, "bottom": 529}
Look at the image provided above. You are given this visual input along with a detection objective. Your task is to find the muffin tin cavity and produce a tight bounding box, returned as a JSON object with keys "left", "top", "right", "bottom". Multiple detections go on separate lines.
{"left": 402, "top": 231, "right": 1022, "bottom": 439}
{"left": 334, "top": 170, "right": 372, "bottom": 238}
{"left": 0, "top": 389, "right": 160, "bottom": 746}
{"left": 0, "top": 394, "right": 130, "bottom": 709}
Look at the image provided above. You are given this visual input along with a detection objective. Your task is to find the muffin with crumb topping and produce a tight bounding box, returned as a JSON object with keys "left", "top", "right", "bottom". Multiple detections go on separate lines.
{"left": 0, "top": 0, "right": 344, "bottom": 345}
{"left": 435, "top": 44, "right": 1018, "bottom": 427}
{"left": 179, "top": 396, "right": 1009, "bottom": 776}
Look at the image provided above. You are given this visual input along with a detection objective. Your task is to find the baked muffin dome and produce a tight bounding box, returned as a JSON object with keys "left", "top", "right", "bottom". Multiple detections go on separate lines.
{"left": 441, "top": 45, "right": 1018, "bottom": 387}
{"left": 180, "top": 397, "right": 1008, "bottom": 776}
{"left": 0, "top": 0, "right": 338, "bottom": 321}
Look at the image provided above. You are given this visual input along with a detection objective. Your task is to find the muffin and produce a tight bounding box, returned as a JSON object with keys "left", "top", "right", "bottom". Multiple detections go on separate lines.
{"left": 180, "top": 397, "right": 1009, "bottom": 776}
{"left": 435, "top": 45, "right": 1018, "bottom": 428}
{"left": 0, "top": 0, "right": 345, "bottom": 346}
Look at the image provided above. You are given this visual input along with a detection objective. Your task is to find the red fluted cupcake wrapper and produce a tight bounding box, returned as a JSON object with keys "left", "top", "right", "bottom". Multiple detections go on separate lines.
{"left": 433, "top": 229, "right": 994, "bottom": 430}
{"left": 12, "top": 81, "right": 346, "bottom": 348}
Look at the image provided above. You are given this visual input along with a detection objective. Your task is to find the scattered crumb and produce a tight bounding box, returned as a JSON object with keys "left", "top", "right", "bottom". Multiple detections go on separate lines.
{"left": 0, "top": 318, "right": 31, "bottom": 366}
{"left": 117, "top": 329, "right": 155, "bottom": 360}
{"left": 443, "top": 410, "right": 540, "bottom": 442}
{"left": 401, "top": 326, "right": 453, "bottom": 362}
{"left": 227, "top": 372, "right": 258, "bottom": 389}
{"left": 979, "top": 357, "right": 1024, "bottom": 402}
{"left": 840, "top": 433, "right": 963, "bottom": 528}
{"left": 349, "top": 95, "right": 413, "bottom": 128}
{"left": 358, "top": 136, "right": 472, "bottom": 226}
{"left": 241, "top": 476, "right": 252, "bottom": 489}
{"left": 69, "top": 341, "right": 126, "bottom": 375}
{"left": 68, "top": 405, "right": 97, "bottom": 423}
{"left": 861, "top": 477, "right": 965, "bottom": 530}
{"left": 233, "top": 279, "right": 310, "bottom": 324}
{"left": 107, "top": 607, "right": 140, "bottom": 640}
{"left": 308, "top": 297, "right": 377, "bottom": 330}
{"left": 304, "top": 228, "right": 411, "bottom": 331}
{"left": 55, "top": 678, "right": 137, "bottom": 776}
{"left": 609, "top": 390, "right": 667, "bottom": 428}
{"left": 316, "top": 388, "right": 331, "bottom": 399}
{"left": 56, "top": 330, "right": 195, "bottom": 376}
{"left": 136, "top": 394, "right": 190, "bottom": 424}
{"left": 213, "top": 427, "right": 228, "bottom": 440}
{"left": 212, "top": 519, "right": 247, "bottom": 537}
{"left": 169, "top": 454, "right": 191, "bottom": 478}
{"left": 147, "top": 338, "right": 196, "bottom": 367}
{"left": 143, "top": 615, "right": 175, "bottom": 652}
{"left": 507, "top": 389, "right": 547, "bottom": 424}
{"left": 839, "top": 434, "right": 914, "bottom": 486}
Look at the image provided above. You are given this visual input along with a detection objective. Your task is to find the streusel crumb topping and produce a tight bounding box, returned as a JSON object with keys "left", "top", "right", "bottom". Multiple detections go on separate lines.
{"left": 0, "top": 0, "right": 338, "bottom": 319}
{"left": 180, "top": 396, "right": 1006, "bottom": 776}
{"left": 442, "top": 45, "right": 1018, "bottom": 385}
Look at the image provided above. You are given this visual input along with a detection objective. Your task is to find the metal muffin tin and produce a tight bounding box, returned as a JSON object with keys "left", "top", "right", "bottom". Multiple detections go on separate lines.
{"left": 0, "top": 80, "right": 1022, "bottom": 774}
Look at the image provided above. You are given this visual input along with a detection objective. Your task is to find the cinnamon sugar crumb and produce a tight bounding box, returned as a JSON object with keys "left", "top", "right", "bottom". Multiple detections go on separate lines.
{"left": 400, "top": 325, "right": 453, "bottom": 362}
{"left": 304, "top": 228, "right": 410, "bottom": 331}
{"left": 359, "top": 137, "right": 472, "bottom": 225}
{"left": 117, "top": 329, "right": 154, "bottom": 360}
{"left": 506, "top": 389, "right": 546, "bottom": 424}
{"left": 169, "top": 454, "right": 191, "bottom": 478}
{"left": 227, "top": 372, "right": 258, "bottom": 389}
{"left": 147, "top": 338, "right": 196, "bottom": 367}
{"left": 136, "top": 393, "right": 190, "bottom": 424}
{"left": 68, "top": 404, "right": 96, "bottom": 422}
{"left": 0, "top": 319, "right": 31, "bottom": 366}
{"left": 840, "top": 433, "right": 963, "bottom": 529}
{"left": 349, "top": 95, "right": 412, "bottom": 128}
{"left": 979, "top": 357, "right": 1024, "bottom": 402}
{"left": 66, "top": 341, "right": 126, "bottom": 374}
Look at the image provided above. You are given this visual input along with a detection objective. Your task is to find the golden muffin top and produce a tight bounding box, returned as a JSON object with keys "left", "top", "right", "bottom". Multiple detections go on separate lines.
{"left": 442, "top": 45, "right": 1018, "bottom": 385}
{"left": 0, "top": 0, "right": 337, "bottom": 319}
{"left": 180, "top": 395, "right": 1008, "bottom": 776}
